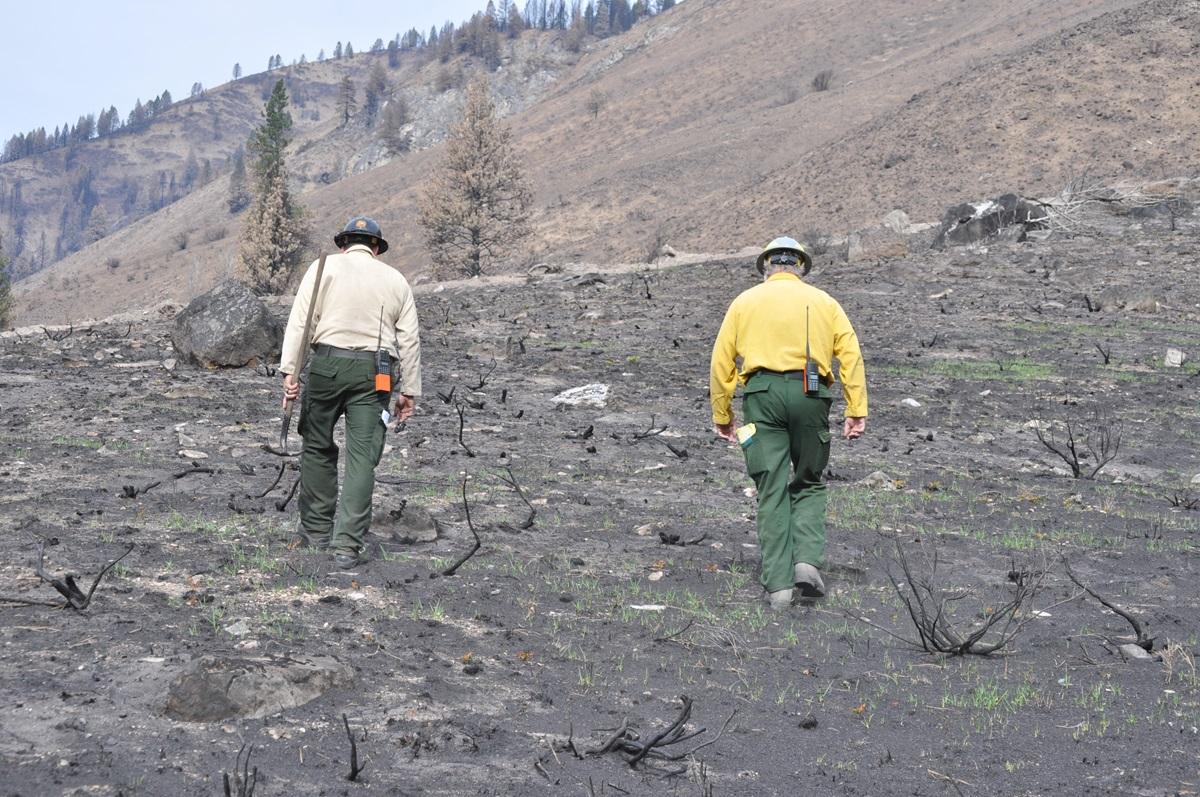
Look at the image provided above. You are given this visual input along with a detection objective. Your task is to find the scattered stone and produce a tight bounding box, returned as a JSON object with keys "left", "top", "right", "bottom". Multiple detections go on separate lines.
{"left": 928, "top": 288, "right": 953, "bottom": 300}
{"left": 847, "top": 225, "right": 908, "bottom": 263}
{"left": 900, "top": 398, "right": 922, "bottom": 408}
{"left": 1191, "top": 474, "right": 1200, "bottom": 485}
{"left": 657, "top": 243, "right": 678, "bottom": 259}
{"left": 1118, "top": 644, "right": 1155, "bottom": 662}
{"left": 179, "top": 450, "right": 209, "bottom": 460}
{"left": 799, "top": 714, "right": 819, "bottom": 730}
{"left": 164, "top": 655, "right": 352, "bottom": 722}
{"left": 162, "top": 358, "right": 177, "bottom": 371}
{"left": 551, "top": 383, "right": 609, "bottom": 408}
{"left": 860, "top": 471, "right": 898, "bottom": 491}
{"left": 1165, "top": 348, "right": 1186, "bottom": 368}
{"left": 647, "top": 571, "right": 664, "bottom": 582}
{"left": 223, "top": 620, "right": 252, "bottom": 637}
{"left": 170, "top": 280, "right": 283, "bottom": 368}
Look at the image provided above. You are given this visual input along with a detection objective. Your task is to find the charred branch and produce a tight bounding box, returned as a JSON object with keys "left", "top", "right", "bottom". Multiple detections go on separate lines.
{"left": 630, "top": 415, "right": 669, "bottom": 441}
{"left": 43, "top": 324, "right": 74, "bottom": 341}
{"left": 566, "top": 425, "right": 594, "bottom": 440}
{"left": 588, "top": 696, "right": 733, "bottom": 770}
{"left": 495, "top": 466, "right": 536, "bottom": 530}
{"left": 441, "top": 477, "right": 482, "bottom": 577}
{"left": 436, "top": 386, "right": 456, "bottom": 404}
{"left": 252, "top": 462, "right": 288, "bottom": 498}
{"left": 1063, "top": 557, "right": 1154, "bottom": 651}
{"left": 454, "top": 402, "right": 476, "bottom": 458}
{"left": 342, "top": 713, "right": 367, "bottom": 781}
{"left": 27, "top": 540, "right": 135, "bottom": 611}
{"left": 468, "top": 359, "right": 497, "bottom": 390}
{"left": 1166, "top": 491, "right": 1200, "bottom": 511}
{"left": 223, "top": 744, "right": 258, "bottom": 797}
{"left": 1093, "top": 342, "right": 1112, "bottom": 365}
{"left": 274, "top": 476, "right": 300, "bottom": 512}
{"left": 121, "top": 464, "right": 216, "bottom": 499}
{"left": 861, "top": 535, "right": 1047, "bottom": 656}
{"left": 1033, "top": 409, "right": 1122, "bottom": 479}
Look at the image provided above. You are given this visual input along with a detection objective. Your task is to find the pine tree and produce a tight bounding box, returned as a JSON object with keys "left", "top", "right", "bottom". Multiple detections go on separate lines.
{"left": 380, "top": 97, "right": 411, "bottom": 154}
{"left": 334, "top": 42, "right": 343, "bottom": 59}
{"left": 233, "top": 63, "right": 242, "bottom": 80}
{"left": 337, "top": 77, "right": 357, "bottom": 125}
{"left": 364, "top": 62, "right": 388, "bottom": 125}
{"left": 237, "top": 80, "right": 308, "bottom": 294}
{"left": 594, "top": 0, "right": 611, "bottom": 36}
{"left": 419, "top": 76, "right": 532, "bottom": 277}
{"left": 0, "top": 235, "right": 12, "bottom": 329}
{"left": 84, "top": 206, "right": 110, "bottom": 244}
{"left": 228, "top": 146, "right": 250, "bottom": 213}
{"left": 344, "top": 42, "right": 355, "bottom": 57}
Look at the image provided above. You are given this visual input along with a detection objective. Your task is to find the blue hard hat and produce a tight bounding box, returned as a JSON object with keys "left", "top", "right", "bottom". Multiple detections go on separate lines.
{"left": 334, "top": 216, "right": 388, "bottom": 254}
{"left": 756, "top": 236, "right": 812, "bottom": 275}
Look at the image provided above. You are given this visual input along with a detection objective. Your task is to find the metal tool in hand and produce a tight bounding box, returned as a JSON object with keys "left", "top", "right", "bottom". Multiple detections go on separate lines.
{"left": 279, "top": 253, "right": 327, "bottom": 454}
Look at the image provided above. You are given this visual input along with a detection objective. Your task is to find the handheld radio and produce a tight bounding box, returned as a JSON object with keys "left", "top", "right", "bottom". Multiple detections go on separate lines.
{"left": 374, "top": 306, "right": 392, "bottom": 393}
{"left": 805, "top": 306, "right": 820, "bottom": 395}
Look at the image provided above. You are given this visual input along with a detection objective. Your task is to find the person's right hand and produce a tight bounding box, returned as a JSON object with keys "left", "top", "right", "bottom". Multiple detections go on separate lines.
{"left": 713, "top": 420, "right": 737, "bottom": 444}
{"left": 843, "top": 416, "right": 866, "bottom": 440}
{"left": 282, "top": 374, "right": 300, "bottom": 407}
{"left": 394, "top": 394, "right": 416, "bottom": 423}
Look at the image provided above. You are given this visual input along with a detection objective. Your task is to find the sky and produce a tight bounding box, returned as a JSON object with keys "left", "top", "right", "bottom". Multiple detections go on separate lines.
{"left": 0, "top": 0, "right": 488, "bottom": 140}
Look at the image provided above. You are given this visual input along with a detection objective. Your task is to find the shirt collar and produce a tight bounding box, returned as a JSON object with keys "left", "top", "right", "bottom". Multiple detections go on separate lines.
{"left": 766, "top": 272, "right": 801, "bottom": 282}
{"left": 345, "top": 243, "right": 374, "bottom": 256}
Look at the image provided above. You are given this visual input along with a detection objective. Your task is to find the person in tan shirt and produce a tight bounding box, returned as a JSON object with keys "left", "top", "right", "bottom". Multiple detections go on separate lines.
{"left": 280, "top": 216, "right": 422, "bottom": 568}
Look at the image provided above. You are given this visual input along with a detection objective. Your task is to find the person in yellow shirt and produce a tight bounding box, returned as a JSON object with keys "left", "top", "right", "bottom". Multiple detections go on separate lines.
{"left": 280, "top": 217, "right": 422, "bottom": 569}
{"left": 710, "top": 237, "right": 867, "bottom": 609}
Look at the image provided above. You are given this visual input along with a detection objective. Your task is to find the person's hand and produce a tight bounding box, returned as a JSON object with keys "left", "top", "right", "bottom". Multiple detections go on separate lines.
{"left": 843, "top": 416, "right": 866, "bottom": 440}
{"left": 282, "top": 374, "right": 300, "bottom": 408}
{"left": 714, "top": 420, "right": 737, "bottom": 444}
{"left": 394, "top": 394, "right": 416, "bottom": 423}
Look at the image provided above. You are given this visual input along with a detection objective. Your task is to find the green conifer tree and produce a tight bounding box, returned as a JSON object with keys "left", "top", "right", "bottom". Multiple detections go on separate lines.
{"left": 237, "top": 80, "right": 308, "bottom": 293}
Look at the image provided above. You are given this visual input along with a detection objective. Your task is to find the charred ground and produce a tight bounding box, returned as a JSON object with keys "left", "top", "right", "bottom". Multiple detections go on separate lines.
{"left": 1, "top": 201, "right": 1199, "bottom": 796}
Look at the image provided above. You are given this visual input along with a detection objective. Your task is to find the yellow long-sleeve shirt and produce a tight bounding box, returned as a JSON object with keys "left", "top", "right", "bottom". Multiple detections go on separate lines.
{"left": 279, "top": 244, "right": 423, "bottom": 396}
{"left": 710, "top": 272, "right": 867, "bottom": 424}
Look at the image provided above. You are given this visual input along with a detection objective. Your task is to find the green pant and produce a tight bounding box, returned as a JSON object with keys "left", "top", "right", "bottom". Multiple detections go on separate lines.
{"left": 298, "top": 353, "right": 388, "bottom": 554}
{"left": 741, "top": 373, "right": 833, "bottom": 592}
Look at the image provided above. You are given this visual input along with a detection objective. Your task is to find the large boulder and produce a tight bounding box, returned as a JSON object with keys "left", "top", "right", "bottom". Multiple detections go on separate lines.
{"left": 847, "top": 226, "right": 909, "bottom": 263}
{"left": 171, "top": 280, "right": 283, "bottom": 367}
{"left": 933, "top": 194, "right": 1047, "bottom": 248}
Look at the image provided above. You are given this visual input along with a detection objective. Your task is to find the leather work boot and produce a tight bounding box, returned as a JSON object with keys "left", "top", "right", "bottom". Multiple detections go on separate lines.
{"left": 767, "top": 588, "right": 794, "bottom": 610}
{"left": 333, "top": 549, "right": 365, "bottom": 570}
{"left": 793, "top": 563, "right": 826, "bottom": 598}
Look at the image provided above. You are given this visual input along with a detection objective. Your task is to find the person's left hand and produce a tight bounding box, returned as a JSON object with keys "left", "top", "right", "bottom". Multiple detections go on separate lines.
{"left": 714, "top": 420, "right": 737, "bottom": 444}
{"left": 282, "top": 374, "right": 300, "bottom": 407}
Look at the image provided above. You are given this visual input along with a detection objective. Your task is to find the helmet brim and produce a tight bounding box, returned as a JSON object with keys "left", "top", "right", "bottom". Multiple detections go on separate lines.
{"left": 334, "top": 232, "right": 388, "bottom": 254}
{"left": 756, "top": 247, "right": 812, "bottom": 275}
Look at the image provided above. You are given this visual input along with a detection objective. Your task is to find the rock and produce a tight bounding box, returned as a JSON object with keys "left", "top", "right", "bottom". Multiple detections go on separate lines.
{"left": 860, "top": 471, "right": 897, "bottom": 491}
{"left": 223, "top": 620, "right": 252, "bottom": 637}
{"left": 657, "top": 244, "right": 677, "bottom": 259}
{"left": 798, "top": 714, "right": 819, "bottom": 730}
{"left": 1165, "top": 348, "right": 1186, "bottom": 368}
{"left": 552, "top": 383, "right": 609, "bottom": 408}
{"left": 933, "top": 194, "right": 1047, "bottom": 248}
{"left": 179, "top": 450, "right": 209, "bottom": 460}
{"left": 163, "top": 655, "right": 352, "bottom": 722}
{"left": 374, "top": 504, "right": 440, "bottom": 544}
{"left": 847, "top": 226, "right": 908, "bottom": 263}
{"left": 900, "top": 398, "right": 922, "bottom": 408}
{"left": 1118, "top": 644, "right": 1154, "bottom": 662}
{"left": 881, "top": 209, "right": 914, "bottom": 234}
{"left": 1191, "top": 473, "right": 1200, "bottom": 485}
{"left": 162, "top": 358, "right": 177, "bottom": 371}
{"left": 170, "top": 280, "right": 283, "bottom": 368}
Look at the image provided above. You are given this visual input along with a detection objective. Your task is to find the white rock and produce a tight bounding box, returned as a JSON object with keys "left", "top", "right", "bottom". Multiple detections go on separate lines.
{"left": 1165, "top": 348, "right": 1186, "bottom": 368}
{"left": 900, "top": 398, "right": 922, "bottom": 408}
{"left": 979, "top": 389, "right": 992, "bottom": 396}
{"left": 629, "top": 604, "right": 666, "bottom": 611}
{"left": 551, "top": 383, "right": 609, "bottom": 408}
{"left": 1118, "top": 643, "right": 1154, "bottom": 662}
{"left": 1190, "top": 474, "right": 1200, "bottom": 485}
{"left": 224, "top": 620, "right": 252, "bottom": 637}
{"left": 179, "top": 449, "right": 209, "bottom": 460}
{"left": 647, "top": 571, "right": 664, "bottom": 582}
{"left": 162, "top": 358, "right": 177, "bottom": 371}
{"left": 860, "top": 471, "right": 897, "bottom": 491}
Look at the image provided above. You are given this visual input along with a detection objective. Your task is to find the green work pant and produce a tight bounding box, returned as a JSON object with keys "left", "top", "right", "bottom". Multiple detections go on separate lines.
{"left": 298, "top": 353, "right": 388, "bottom": 554}
{"left": 741, "top": 373, "right": 832, "bottom": 592}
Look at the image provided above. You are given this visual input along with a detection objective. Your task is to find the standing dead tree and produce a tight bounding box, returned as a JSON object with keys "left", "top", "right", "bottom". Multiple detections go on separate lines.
{"left": 342, "top": 713, "right": 367, "bottom": 781}
{"left": 1033, "top": 408, "right": 1122, "bottom": 479}
{"left": 1, "top": 541, "right": 135, "bottom": 611}
{"left": 858, "top": 536, "right": 1048, "bottom": 656}
{"left": 1063, "top": 558, "right": 1155, "bottom": 651}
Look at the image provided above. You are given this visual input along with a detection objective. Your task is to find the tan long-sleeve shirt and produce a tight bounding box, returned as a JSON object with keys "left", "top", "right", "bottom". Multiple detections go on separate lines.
{"left": 279, "top": 244, "right": 422, "bottom": 396}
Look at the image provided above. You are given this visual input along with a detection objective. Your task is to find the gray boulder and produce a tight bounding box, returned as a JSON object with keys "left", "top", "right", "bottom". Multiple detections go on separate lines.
{"left": 933, "top": 194, "right": 1047, "bottom": 248}
{"left": 170, "top": 280, "right": 283, "bottom": 367}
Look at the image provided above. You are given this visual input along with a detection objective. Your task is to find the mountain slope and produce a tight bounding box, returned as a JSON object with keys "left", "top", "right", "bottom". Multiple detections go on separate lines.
{"left": 17, "top": 0, "right": 1195, "bottom": 325}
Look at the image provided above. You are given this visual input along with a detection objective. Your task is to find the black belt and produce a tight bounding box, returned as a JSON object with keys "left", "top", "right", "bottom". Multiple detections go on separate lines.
{"left": 313, "top": 343, "right": 378, "bottom": 361}
{"left": 752, "top": 368, "right": 833, "bottom": 386}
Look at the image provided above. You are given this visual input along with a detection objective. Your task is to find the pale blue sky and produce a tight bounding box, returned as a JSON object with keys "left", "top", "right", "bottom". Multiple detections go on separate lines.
{"left": 1, "top": 0, "right": 488, "bottom": 140}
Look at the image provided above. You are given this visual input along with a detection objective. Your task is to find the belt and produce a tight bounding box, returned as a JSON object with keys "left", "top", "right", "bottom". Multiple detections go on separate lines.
{"left": 313, "top": 343, "right": 378, "bottom": 361}
{"left": 752, "top": 368, "right": 833, "bottom": 386}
